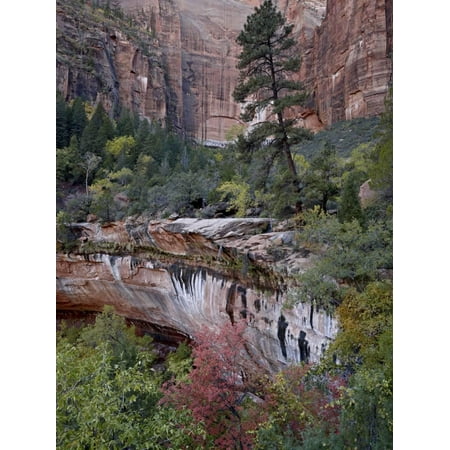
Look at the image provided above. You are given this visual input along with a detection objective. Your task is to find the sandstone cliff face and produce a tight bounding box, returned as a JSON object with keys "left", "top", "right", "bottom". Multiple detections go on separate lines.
{"left": 56, "top": 0, "right": 392, "bottom": 141}
{"left": 56, "top": 0, "right": 167, "bottom": 121}
{"left": 57, "top": 218, "right": 337, "bottom": 373}
{"left": 120, "top": 0, "right": 258, "bottom": 141}
{"left": 300, "top": 0, "right": 393, "bottom": 124}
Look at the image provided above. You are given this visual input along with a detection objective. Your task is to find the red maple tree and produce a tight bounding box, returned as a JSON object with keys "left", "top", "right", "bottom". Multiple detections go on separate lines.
{"left": 161, "top": 320, "right": 264, "bottom": 449}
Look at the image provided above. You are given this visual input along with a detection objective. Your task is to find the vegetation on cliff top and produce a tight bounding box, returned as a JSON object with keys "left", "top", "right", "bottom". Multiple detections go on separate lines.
{"left": 57, "top": 0, "right": 157, "bottom": 62}
{"left": 56, "top": 94, "right": 382, "bottom": 224}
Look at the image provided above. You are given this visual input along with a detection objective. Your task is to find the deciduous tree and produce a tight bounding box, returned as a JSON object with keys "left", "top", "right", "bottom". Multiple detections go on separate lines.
{"left": 104, "top": 135, "right": 136, "bottom": 171}
{"left": 162, "top": 321, "right": 262, "bottom": 449}
{"left": 57, "top": 307, "right": 204, "bottom": 449}
{"left": 79, "top": 152, "right": 101, "bottom": 196}
{"left": 217, "top": 180, "right": 252, "bottom": 217}
{"left": 255, "top": 365, "right": 345, "bottom": 449}
{"left": 295, "top": 210, "right": 392, "bottom": 295}
{"left": 302, "top": 144, "right": 342, "bottom": 213}
{"left": 89, "top": 176, "right": 116, "bottom": 222}
{"left": 327, "top": 282, "right": 393, "bottom": 449}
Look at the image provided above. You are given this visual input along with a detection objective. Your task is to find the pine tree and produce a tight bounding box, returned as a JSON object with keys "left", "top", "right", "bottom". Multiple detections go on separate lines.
{"left": 79, "top": 103, "right": 115, "bottom": 156}
{"left": 116, "top": 108, "right": 136, "bottom": 137}
{"left": 369, "top": 89, "right": 393, "bottom": 200}
{"left": 338, "top": 171, "right": 364, "bottom": 224}
{"left": 69, "top": 97, "right": 88, "bottom": 140}
{"left": 134, "top": 118, "right": 153, "bottom": 154}
{"left": 233, "top": 0, "right": 310, "bottom": 191}
{"left": 56, "top": 92, "right": 70, "bottom": 149}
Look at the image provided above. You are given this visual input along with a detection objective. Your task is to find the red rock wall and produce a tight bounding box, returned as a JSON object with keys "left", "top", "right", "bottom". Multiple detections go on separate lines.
{"left": 299, "top": 0, "right": 393, "bottom": 125}
{"left": 57, "top": 0, "right": 392, "bottom": 139}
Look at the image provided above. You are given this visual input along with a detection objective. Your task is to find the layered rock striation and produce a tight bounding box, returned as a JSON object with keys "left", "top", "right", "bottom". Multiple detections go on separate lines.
{"left": 57, "top": 218, "right": 337, "bottom": 373}
{"left": 300, "top": 0, "right": 393, "bottom": 124}
{"left": 57, "top": 0, "right": 392, "bottom": 142}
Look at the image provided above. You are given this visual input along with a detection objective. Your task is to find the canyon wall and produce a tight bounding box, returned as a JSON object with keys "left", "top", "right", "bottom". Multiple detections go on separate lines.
{"left": 56, "top": 0, "right": 167, "bottom": 121}
{"left": 57, "top": 0, "right": 392, "bottom": 142}
{"left": 57, "top": 218, "right": 338, "bottom": 373}
{"left": 300, "top": 0, "right": 393, "bottom": 124}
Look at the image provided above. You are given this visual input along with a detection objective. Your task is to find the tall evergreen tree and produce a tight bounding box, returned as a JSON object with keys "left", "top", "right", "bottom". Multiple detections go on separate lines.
{"left": 134, "top": 117, "right": 152, "bottom": 152}
{"left": 56, "top": 92, "right": 70, "bottom": 149}
{"left": 369, "top": 89, "right": 393, "bottom": 201}
{"left": 116, "top": 108, "right": 136, "bottom": 137}
{"left": 338, "top": 171, "right": 364, "bottom": 224}
{"left": 79, "top": 103, "right": 115, "bottom": 156}
{"left": 69, "top": 97, "right": 88, "bottom": 140}
{"left": 233, "top": 0, "right": 310, "bottom": 190}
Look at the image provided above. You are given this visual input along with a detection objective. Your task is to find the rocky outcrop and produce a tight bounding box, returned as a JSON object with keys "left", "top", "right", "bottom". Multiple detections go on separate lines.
{"left": 359, "top": 179, "right": 380, "bottom": 208}
{"left": 57, "top": 218, "right": 337, "bottom": 373}
{"left": 56, "top": 0, "right": 392, "bottom": 140}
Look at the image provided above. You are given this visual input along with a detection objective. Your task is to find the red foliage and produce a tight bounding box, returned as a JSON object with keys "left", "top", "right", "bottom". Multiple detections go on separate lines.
{"left": 162, "top": 321, "right": 346, "bottom": 447}
{"left": 161, "top": 320, "right": 264, "bottom": 449}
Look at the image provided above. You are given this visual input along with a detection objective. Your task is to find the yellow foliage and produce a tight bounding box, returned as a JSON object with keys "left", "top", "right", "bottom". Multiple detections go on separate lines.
{"left": 89, "top": 177, "right": 114, "bottom": 195}
{"left": 105, "top": 136, "right": 135, "bottom": 157}
{"left": 217, "top": 181, "right": 252, "bottom": 217}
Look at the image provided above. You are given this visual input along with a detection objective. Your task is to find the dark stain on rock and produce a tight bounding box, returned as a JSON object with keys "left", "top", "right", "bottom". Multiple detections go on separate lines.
{"left": 226, "top": 283, "right": 237, "bottom": 324}
{"left": 237, "top": 286, "right": 247, "bottom": 309}
{"left": 254, "top": 298, "right": 261, "bottom": 313}
{"left": 275, "top": 289, "right": 282, "bottom": 303}
{"left": 241, "top": 253, "right": 249, "bottom": 276}
{"left": 168, "top": 264, "right": 206, "bottom": 295}
{"left": 130, "top": 256, "right": 141, "bottom": 272}
{"left": 277, "top": 315, "right": 288, "bottom": 358}
{"left": 298, "top": 330, "right": 310, "bottom": 363}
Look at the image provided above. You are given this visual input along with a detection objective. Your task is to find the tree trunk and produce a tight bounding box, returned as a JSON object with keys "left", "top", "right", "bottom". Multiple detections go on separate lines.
{"left": 283, "top": 144, "right": 297, "bottom": 179}
{"left": 322, "top": 192, "right": 328, "bottom": 213}
{"left": 276, "top": 112, "right": 298, "bottom": 180}
{"left": 85, "top": 168, "right": 90, "bottom": 197}
{"left": 268, "top": 48, "right": 298, "bottom": 182}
